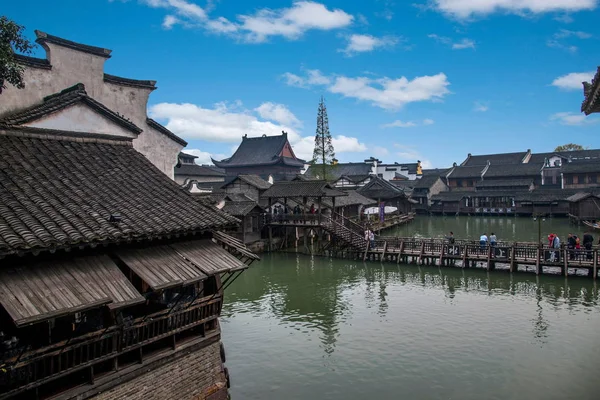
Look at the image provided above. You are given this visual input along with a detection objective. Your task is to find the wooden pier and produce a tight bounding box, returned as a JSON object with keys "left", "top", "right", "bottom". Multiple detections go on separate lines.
{"left": 323, "top": 237, "right": 598, "bottom": 279}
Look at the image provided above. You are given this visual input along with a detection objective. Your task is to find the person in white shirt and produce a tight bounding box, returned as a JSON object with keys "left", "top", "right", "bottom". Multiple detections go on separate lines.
{"left": 479, "top": 233, "right": 488, "bottom": 250}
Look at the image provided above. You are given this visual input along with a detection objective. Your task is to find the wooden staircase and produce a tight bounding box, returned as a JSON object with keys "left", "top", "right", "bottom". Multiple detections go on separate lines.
{"left": 321, "top": 213, "right": 367, "bottom": 252}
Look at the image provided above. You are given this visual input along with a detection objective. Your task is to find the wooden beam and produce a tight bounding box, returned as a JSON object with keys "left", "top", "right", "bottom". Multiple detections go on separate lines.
{"left": 509, "top": 244, "right": 515, "bottom": 273}
{"left": 397, "top": 240, "right": 405, "bottom": 265}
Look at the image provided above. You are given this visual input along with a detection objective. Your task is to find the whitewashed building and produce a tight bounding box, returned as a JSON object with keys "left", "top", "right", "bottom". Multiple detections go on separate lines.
{"left": 0, "top": 30, "right": 186, "bottom": 178}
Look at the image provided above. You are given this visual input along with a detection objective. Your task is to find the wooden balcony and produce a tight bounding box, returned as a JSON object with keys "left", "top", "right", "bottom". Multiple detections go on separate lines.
{"left": 0, "top": 296, "right": 222, "bottom": 399}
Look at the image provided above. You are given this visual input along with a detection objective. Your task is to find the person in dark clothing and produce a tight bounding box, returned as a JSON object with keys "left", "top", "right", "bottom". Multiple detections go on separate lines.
{"left": 446, "top": 231, "right": 455, "bottom": 244}
{"left": 583, "top": 231, "right": 594, "bottom": 260}
{"left": 567, "top": 233, "right": 576, "bottom": 260}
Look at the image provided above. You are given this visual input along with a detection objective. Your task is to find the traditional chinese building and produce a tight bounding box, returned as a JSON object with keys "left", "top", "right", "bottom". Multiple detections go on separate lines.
{"left": 1, "top": 30, "right": 187, "bottom": 178}
{"left": 0, "top": 83, "right": 258, "bottom": 400}
{"left": 582, "top": 66, "right": 600, "bottom": 115}
{"left": 212, "top": 132, "right": 305, "bottom": 178}
{"left": 175, "top": 152, "right": 225, "bottom": 192}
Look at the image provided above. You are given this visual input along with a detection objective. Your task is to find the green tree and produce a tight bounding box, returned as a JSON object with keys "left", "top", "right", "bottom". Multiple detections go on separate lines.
{"left": 312, "top": 96, "right": 336, "bottom": 180}
{"left": 554, "top": 143, "right": 587, "bottom": 152}
{"left": 0, "top": 16, "right": 35, "bottom": 94}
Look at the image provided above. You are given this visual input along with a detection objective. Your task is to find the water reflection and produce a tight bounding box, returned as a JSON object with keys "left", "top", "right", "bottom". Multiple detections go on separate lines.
{"left": 223, "top": 253, "right": 600, "bottom": 400}
{"left": 224, "top": 253, "right": 598, "bottom": 353}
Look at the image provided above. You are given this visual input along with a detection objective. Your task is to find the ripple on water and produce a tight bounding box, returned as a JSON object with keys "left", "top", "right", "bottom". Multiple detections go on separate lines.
{"left": 223, "top": 254, "right": 600, "bottom": 400}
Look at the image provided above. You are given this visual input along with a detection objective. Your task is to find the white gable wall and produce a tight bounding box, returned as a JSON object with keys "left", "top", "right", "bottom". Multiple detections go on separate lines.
{"left": 0, "top": 41, "right": 182, "bottom": 179}
{"left": 23, "top": 103, "right": 138, "bottom": 138}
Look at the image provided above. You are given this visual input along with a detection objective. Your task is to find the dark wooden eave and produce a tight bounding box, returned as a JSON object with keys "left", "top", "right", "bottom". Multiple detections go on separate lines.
{"left": 104, "top": 73, "right": 157, "bottom": 90}
{"left": 35, "top": 30, "right": 112, "bottom": 58}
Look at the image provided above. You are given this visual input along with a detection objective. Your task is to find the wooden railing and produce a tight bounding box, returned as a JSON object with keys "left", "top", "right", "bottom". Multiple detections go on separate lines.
{"left": 0, "top": 296, "right": 222, "bottom": 396}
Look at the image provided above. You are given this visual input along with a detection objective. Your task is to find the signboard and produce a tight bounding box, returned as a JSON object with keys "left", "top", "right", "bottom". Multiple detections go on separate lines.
{"left": 447, "top": 245, "right": 461, "bottom": 256}
{"left": 379, "top": 201, "right": 385, "bottom": 222}
{"left": 544, "top": 250, "right": 561, "bottom": 263}
{"left": 494, "top": 247, "right": 509, "bottom": 259}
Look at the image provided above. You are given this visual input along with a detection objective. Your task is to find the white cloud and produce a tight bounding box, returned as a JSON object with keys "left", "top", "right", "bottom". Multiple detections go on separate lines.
{"left": 148, "top": 100, "right": 365, "bottom": 161}
{"left": 547, "top": 29, "right": 592, "bottom": 53}
{"left": 551, "top": 71, "right": 595, "bottom": 90}
{"left": 473, "top": 101, "right": 489, "bottom": 112}
{"left": 138, "top": 1, "right": 354, "bottom": 42}
{"left": 180, "top": 148, "right": 222, "bottom": 165}
{"left": 432, "top": 0, "right": 597, "bottom": 19}
{"left": 554, "top": 14, "right": 574, "bottom": 23}
{"left": 372, "top": 146, "right": 390, "bottom": 157}
{"left": 281, "top": 69, "right": 331, "bottom": 88}
{"left": 255, "top": 102, "right": 302, "bottom": 127}
{"left": 332, "top": 135, "right": 368, "bottom": 152}
{"left": 428, "top": 34, "right": 475, "bottom": 50}
{"left": 550, "top": 112, "right": 599, "bottom": 126}
{"left": 382, "top": 119, "right": 435, "bottom": 128}
{"left": 162, "top": 15, "right": 180, "bottom": 29}
{"left": 283, "top": 69, "right": 451, "bottom": 110}
{"left": 340, "top": 34, "right": 398, "bottom": 56}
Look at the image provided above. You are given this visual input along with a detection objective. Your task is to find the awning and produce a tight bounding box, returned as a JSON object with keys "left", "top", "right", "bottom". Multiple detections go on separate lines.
{"left": 0, "top": 255, "right": 145, "bottom": 327}
{"left": 170, "top": 240, "right": 248, "bottom": 276}
{"left": 115, "top": 245, "right": 208, "bottom": 291}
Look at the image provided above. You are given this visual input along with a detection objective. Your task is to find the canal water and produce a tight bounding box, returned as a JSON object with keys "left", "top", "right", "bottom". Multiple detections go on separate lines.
{"left": 390, "top": 215, "right": 576, "bottom": 243}
{"left": 222, "top": 229, "right": 600, "bottom": 399}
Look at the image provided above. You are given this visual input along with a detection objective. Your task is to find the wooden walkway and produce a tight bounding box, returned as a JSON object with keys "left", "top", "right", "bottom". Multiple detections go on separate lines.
{"left": 327, "top": 238, "right": 598, "bottom": 279}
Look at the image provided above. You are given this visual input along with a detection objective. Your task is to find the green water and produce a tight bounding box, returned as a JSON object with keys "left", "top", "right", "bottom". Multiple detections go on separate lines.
{"left": 390, "top": 215, "right": 577, "bottom": 243}
{"left": 222, "top": 251, "right": 600, "bottom": 400}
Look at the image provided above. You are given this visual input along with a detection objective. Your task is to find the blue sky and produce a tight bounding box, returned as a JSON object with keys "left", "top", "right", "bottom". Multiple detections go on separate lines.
{"left": 4, "top": 0, "right": 600, "bottom": 167}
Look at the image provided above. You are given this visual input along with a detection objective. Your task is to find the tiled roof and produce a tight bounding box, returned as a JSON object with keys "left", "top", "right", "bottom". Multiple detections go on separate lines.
{"left": 306, "top": 162, "right": 372, "bottom": 180}
{"left": 413, "top": 174, "right": 441, "bottom": 189}
{"left": 529, "top": 149, "right": 600, "bottom": 164}
{"left": 513, "top": 188, "right": 584, "bottom": 202}
{"left": 261, "top": 180, "right": 347, "bottom": 198}
{"left": 431, "top": 191, "right": 470, "bottom": 201}
{"left": 447, "top": 165, "right": 485, "bottom": 179}
{"left": 582, "top": 66, "right": 600, "bottom": 115}
{"left": 380, "top": 163, "right": 418, "bottom": 174}
{"left": 566, "top": 192, "right": 599, "bottom": 202}
{"left": 146, "top": 118, "right": 187, "bottom": 146}
{"left": 0, "top": 83, "right": 142, "bottom": 135}
{"left": 476, "top": 178, "right": 533, "bottom": 188}
{"left": 0, "top": 131, "right": 238, "bottom": 257}
{"left": 222, "top": 201, "right": 262, "bottom": 216}
{"left": 35, "top": 30, "right": 112, "bottom": 58}
{"left": 238, "top": 174, "right": 272, "bottom": 190}
{"left": 104, "top": 73, "right": 157, "bottom": 90}
{"left": 561, "top": 159, "right": 600, "bottom": 174}
{"left": 213, "top": 133, "right": 305, "bottom": 168}
{"left": 328, "top": 190, "right": 375, "bottom": 207}
{"left": 461, "top": 151, "right": 528, "bottom": 166}
{"left": 357, "top": 176, "right": 407, "bottom": 200}
{"left": 175, "top": 163, "right": 225, "bottom": 177}
{"left": 484, "top": 163, "right": 541, "bottom": 178}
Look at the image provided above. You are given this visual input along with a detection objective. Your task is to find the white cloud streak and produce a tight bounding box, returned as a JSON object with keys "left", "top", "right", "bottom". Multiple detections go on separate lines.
{"left": 547, "top": 29, "right": 593, "bottom": 53}
{"left": 550, "top": 112, "right": 599, "bottom": 126}
{"left": 432, "top": 0, "right": 597, "bottom": 19}
{"left": 340, "top": 34, "right": 399, "bottom": 56}
{"left": 283, "top": 69, "right": 451, "bottom": 110}
{"left": 428, "top": 34, "right": 476, "bottom": 50}
{"left": 148, "top": 100, "right": 366, "bottom": 161}
{"left": 381, "top": 119, "right": 435, "bottom": 128}
{"left": 139, "top": 0, "right": 354, "bottom": 43}
{"left": 473, "top": 101, "right": 489, "bottom": 112}
{"left": 551, "top": 71, "right": 595, "bottom": 90}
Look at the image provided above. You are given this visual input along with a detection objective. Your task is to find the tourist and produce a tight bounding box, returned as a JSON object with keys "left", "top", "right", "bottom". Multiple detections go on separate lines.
{"left": 446, "top": 231, "right": 455, "bottom": 244}
{"left": 310, "top": 203, "right": 316, "bottom": 214}
{"left": 489, "top": 232, "right": 497, "bottom": 247}
{"left": 567, "top": 233, "right": 576, "bottom": 260}
{"left": 364, "top": 227, "right": 372, "bottom": 248}
{"left": 548, "top": 233, "right": 554, "bottom": 247}
{"left": 479, "top": 233, "right": 488, "bottom": 250}
{"left": 583, "top": 231, "right": 594, "bottom": 260}
{"left": 553, "top": 234, "right": 561, "bottom": 249}
{"left": 369, "top": 230, "right": 375, "bottom": 249}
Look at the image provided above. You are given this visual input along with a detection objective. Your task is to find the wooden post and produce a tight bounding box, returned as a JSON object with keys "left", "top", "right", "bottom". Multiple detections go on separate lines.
{"left": 318, "top": 196, "right": 322, "bottom": 225}
{"left": 487, "top": 246, "right": 492, "bottom": 271}
{"left": 439, "top": 244, "right": 445, "bottom": 267}
{"left": 418, "top": 242, "right": 425, "bottom": 265}
{"left": 563, "top": 249, "right": 568, "bottom": 277}
{"left": 363, "top": 240, "right": 369, "bottom": 262}
{"left": 462, "top": 245, "right": 468, "bottom": 268}
{"left": 397, "top": 240, "right": 405, "bottom": 264}
{"left": 509, "top": 244, "right": 515, "bottom": 273}
{"left": 382, "top": 241, "right": 388, "bottom": 261}
{"left": 268, "top": 197, "right": 273, "bottom": 251}
{"left": 594, "top": 249, "right": 597, "bottom": 280}
{"left": 536, "top": 247, "right": 541, "bottom": 275}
